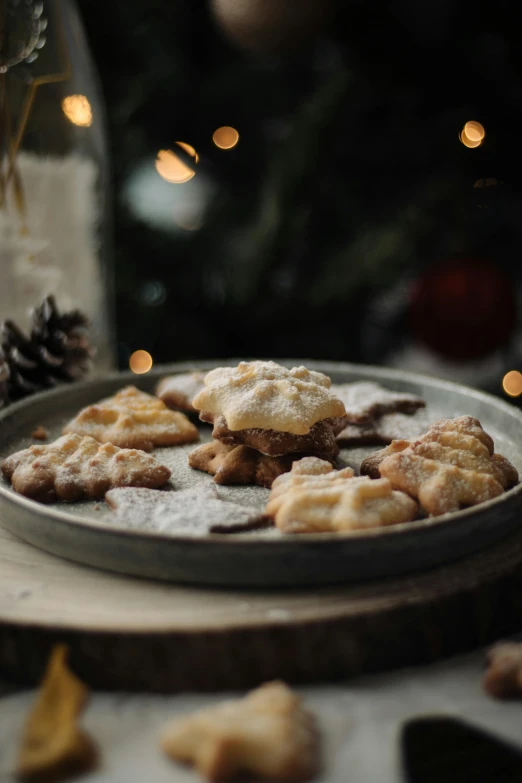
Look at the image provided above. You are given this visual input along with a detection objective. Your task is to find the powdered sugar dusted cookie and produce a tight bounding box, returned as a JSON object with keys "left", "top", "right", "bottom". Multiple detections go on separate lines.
{"left": 63, "top": 385, "right": 199, "bottom": 451}
{"left": 336, "top": 410, "right": 430, "bottom": 447}
{"left": 105, "top": 485, "right": 268, "bottom": 535}
{"left": 332, "top": 382, "right": 425, "bottom": 425}
{"left": 160, "top": 681, "right": 319, "bottom": 782}
{"left": 266, "top": 457, "right": 417, "bottom": 533}
{"left": 189, "top": 441, "right": 298, "bottom": 488}
{"left": 193, "top": 361, "right": 346, "bottom": 435}
{"left": 1, "top": 434, "right": 171, "bottom": 503}
{"left": 156, "top": 371, "right": 206, "bottom": 413}
{"left": 364, "top": 416, "right": 518, "bottom": 516}
{"left": 268, "top": 457, "right": 355, "bottom": 514}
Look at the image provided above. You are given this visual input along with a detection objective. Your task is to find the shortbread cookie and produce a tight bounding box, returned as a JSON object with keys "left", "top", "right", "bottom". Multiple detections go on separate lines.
{"left": 106, "top": 486, "right": 268, "bottom": 535}
{"left": 63, "top": 385, "right": 199, "bottom": 451}
{"left": 156, "top": 371, "right": 206, "bottom": 413}
{"left": 331, "top": 381, "right": 425, "bottom": 424}
{"left": 483, "top": 642, "right": 522, "bottom": 699}
{"left": 362, "top": 416, "right": 518, "bottom": 516}
{"left": 189, "top": 441, "right": 298, "bottom": 488}
{"left": 193, "top": 361, "right": 346, "bottom": 435}
{"left": 160, "top": 681, "right": 319, "bottom": 782}
{"left": 266, "top": 457, "right": 418, "bottom": 533}
{"left": 268, "top": 457, "right": 355, "bottom": 511}
{"left": 201, "top": 411, "right": 344, "bottom": 458}
{"left": 1, "top": 434, "right": 171, "bottom": 503}
{"left": 336, "top": 410, "right": 429, "bottom": 447}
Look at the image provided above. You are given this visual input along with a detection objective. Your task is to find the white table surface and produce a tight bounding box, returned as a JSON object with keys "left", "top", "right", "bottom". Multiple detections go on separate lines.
{"left": 2, "top": 644, "right": 522, "bottom": 783}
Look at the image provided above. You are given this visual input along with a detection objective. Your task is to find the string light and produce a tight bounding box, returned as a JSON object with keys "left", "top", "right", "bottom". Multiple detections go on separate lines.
{"left": 212, "top": 126, "right": 240, "bottom": 149}
{"left": 62, "top": 95, "right": 93, "bottom": 127}
{"left": 129, "top": 350, "right": 153, "bottom": 374}
{"left": 502, "top": 371, "right": 522, "bottom": 397}
{"left": 155, "top": 142, "right": 199, "bottom": 184}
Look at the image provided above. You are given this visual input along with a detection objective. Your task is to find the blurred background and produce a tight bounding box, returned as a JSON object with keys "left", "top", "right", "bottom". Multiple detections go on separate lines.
{"left": 3, "top": 0, "right": 522, "bottom": 403}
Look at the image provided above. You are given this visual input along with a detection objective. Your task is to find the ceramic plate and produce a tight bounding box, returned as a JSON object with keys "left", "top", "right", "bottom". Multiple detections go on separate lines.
{"left": 1, "top": 360, "right": 522, "bottom": 586}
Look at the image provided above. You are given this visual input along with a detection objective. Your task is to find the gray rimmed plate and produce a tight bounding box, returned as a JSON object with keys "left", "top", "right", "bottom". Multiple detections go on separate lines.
{"left": 1, "top": 360, "right": 522, "bottom": 587}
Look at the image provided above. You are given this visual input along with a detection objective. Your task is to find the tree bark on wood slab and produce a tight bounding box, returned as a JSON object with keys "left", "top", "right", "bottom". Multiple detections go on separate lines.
{"left": 2, "top": 526, "right": 522, "bottom": 692}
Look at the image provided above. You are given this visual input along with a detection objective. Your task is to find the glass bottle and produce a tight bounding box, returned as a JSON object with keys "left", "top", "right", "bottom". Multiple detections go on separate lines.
{"left": 0, "top": 0, "right": 114, "bottom": 371}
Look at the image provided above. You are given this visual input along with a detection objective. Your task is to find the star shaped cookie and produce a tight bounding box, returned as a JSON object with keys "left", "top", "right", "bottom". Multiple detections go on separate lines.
{"left": 156, "top": 371, "right": 206, "bottom": 413}
{"left": 63, "top": 385, "right": 199, "bottom": 451}
{"left": 331, "top": 381, "right": 425, "bottom": 424}
{"left": 1, "top": 434, "right": 171, "bottom": 503}
{"left": 160, "top": 681, "right": 319, "bottom": 782}
{"left": 188, "top": 441, "right": 298, "bottom": 488}
{"left": 200, "top": 412, "right": 342, "bottom": 458}
{"left": 105, "top": 485, "right": 269, "bottom": 535}
{"left": 192, "top": 361, "right": 345, "bottom": 435}
{"left": 336, "top": 411, "right": 430, "bottom": 447}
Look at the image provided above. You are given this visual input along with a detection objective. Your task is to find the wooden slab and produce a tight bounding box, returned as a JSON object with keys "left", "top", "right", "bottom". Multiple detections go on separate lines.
{"left": 2, "top": 524, "right": 522, "bottom": 692}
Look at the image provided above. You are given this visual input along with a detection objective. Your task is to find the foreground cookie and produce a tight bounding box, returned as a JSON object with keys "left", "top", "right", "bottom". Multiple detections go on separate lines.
{"left": 63, "top": 385, "right": 199, "bottom": 451}
{"left": 361, "top": 416, "right": 518, "bottom": 516}
{"left": 16, "top": 645, "right": 97, "bottom": 781}
{"left": 1, "top": 434, "right": 171, "bottom": 503}
{"left": 483, "top": 642, "right": 522, "bottom": 699}
{"left": 160, "top": 681, "right": 319, "bottom": 782}
{"left": 332, "top": 382, "right": 425, "bottom": 424}
{"left": 193, "top": 361, "right": 345, "bottom": 435}
{"left": 189, "top": 441, "right": 298, "bottom": 488}
{"left": 156, "top": 371, "right": 206, "bottom": 413}
{"left": 106, "top": 485, "right": 269, "bottom": 535}
{"left": 266, "top": 457, "right": 418, "bottom": 533}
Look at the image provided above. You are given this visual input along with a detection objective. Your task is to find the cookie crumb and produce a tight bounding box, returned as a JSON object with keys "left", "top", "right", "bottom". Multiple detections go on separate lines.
{"left": 31, "top": 426, "right": 49, "bottom": 441}
{"left": 484, "top": 642, "right": 522, "bottom": 699}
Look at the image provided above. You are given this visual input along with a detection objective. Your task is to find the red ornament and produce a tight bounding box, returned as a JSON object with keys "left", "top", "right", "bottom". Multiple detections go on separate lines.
{"left": 409, "top": 259, "right": 517, "bottom": 360}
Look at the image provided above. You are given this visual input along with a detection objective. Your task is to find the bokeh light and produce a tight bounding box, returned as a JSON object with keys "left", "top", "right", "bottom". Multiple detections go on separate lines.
{"left": 62, "top": 95, "right": 93, "bottom": 127}
{"left": 212, "top": 126, "right": 240, "bottom": 149}
{"left": 459, "top": 120, "right": 485, "bottom": 148}
{"left": 140, "top": 280, "right": 166, "bottom": 306}
{"left": 155, "top": 143, "right": 199, "bottom": 184}
{"left": 129, "top": 350, "right": 153, "bottom": 374}
{"left": 502, "top": 370, "right": 522, "bottom": 397}
{"left": 464, "top": 121, "right": 485, "bottom": 141}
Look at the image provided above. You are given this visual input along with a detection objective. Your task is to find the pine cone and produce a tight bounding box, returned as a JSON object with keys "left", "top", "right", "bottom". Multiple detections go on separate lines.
{"left": 0, "top": 296, "right": 93, "bottom": 408}
{"left": 0, "top": 356, "right": 10, "bottom": 410}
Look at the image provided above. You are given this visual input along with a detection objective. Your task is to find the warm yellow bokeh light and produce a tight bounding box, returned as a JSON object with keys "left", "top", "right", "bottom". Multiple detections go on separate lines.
{"left": 464, "top": 121, "right": 485, "bottom": 141}
{"left": 62, "top": 95, "right": 93, "bottom": 127}
{"left": 503, "top": 370, "right": 522, "bottom": 397}
{"left": 155, "top": 142, "right": 199, "bottom": 184}
{"left": 212, "top": 126, "right": 240, "bottom": 150}
{"left": 176, "top": 141, "right": 200, "bottom": 163}
{"left": 129, "top": 350, "right": 153, "bottom": 374}
{"left": 460, "top": 120, "right": 485, "bottom": 149}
